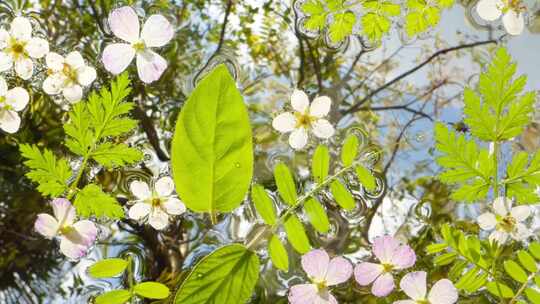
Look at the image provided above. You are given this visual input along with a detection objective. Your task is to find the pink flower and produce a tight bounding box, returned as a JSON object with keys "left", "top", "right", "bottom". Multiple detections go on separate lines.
{"left": 288, "top": 249, "right": 352, "bottom": 304}
{"left": 34, "top": 198, "right": 98, "bottom": 260}
{"left": 102, "top": 6, "right": 174, "bottom": 83}
{"left": 393, "top": 271, "right": 458, "bottom": 304}
{"left": 354, "top": 236, "right": 416, "bottom": 297}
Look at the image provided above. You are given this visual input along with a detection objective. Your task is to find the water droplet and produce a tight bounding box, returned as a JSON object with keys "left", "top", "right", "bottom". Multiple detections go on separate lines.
{"left": 415, "top": 132, "right": 426, "bottom": 142}
{"left": 234, "top": 162, "right": 241, "bottom": 168}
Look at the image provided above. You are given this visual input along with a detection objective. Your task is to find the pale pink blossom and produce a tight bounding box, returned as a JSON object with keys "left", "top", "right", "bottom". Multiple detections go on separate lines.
{"left": 34, "top": 198, "right": 98, "bottom": 260}
{"left": 288, "top": 249, "right": 352, "bottom": 304}
{"left": 477, "top": 197, "right": 531, "bottom": 244}
{"left": 102, "top": 6, "right": 174, "bottom": 83}
{"left": 354, "top": 236, "right": 416, "bottom": 297}
{"left": 393, "top": 271, "right": 458, "bottom": 304}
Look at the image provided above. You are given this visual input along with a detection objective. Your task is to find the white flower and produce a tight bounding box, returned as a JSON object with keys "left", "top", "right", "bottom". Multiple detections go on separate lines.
{"left": 476, "top": 0, "right": 525, "bottom": 35}
{"left": 0, "top": 16, "right": 49, "bottom": 79}
{"left": 34, "top": 198, "right": 98, "bottom": 260}
{"left": 272, "top": 89, "right": 335, "bottom": 150}
{"left": 477, "top": 197, "right": 532, "bottom": 244}
{"left": 102, "top": 6, "right": 174, "bottom": 83}
{"left": 0, "top": 76, "right": 28, "bottom": 133}
{"left": 394, "top": 271, "right": 458, "bottom": 304}
{"left": 43, "top": 51, "right": 96, "bottom": 103}
{"left": 128, "top": 176, "right": 186, "bottom": 230}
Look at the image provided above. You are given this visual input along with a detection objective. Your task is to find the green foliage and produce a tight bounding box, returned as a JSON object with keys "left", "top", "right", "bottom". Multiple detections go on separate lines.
{"left": 284, "top": 213, "right": 312, "bottom": 254}
{"left": 341, "top": 134, "right": 359, "bottom": 166}
{"left": 174, "top": 244, "right": 260, "bottom": 304}
{"left": 19, "top": 144, "right": 72, "bottom": 197}
{"left": 251, "top": 184, "right": 277, "bottom": 225}
{"left": 268, "top": 234, "right": 289, "bottom": 271}
{"left": 88, "top": 258, "right": 128, "bottom": 278}
{"left": 304, "top": 197, "right": 330, "bottom": 233}
{"left": 274, "top": 162, "right": 298, "bottom": 206}
{"left": 330, "top": 180, "right": 356, "bottom": 210}
{"left": 95, "top": 290, "right": 131, "bottom": 304}
{"left": 171, "top": 64, "right": 254, "bottom": 217}
{"left": 73, "top": 184, "right": 124, "bottom": 219}
{"left": 328, "top": 11, "right": 356, "bottom": 43}
{"left": 312, "top": 145, "right": 330, "bottom": 184}
{"left": 64, "top": 72, "right": 142, "bottom": 168}
{"left": 133, "top": 282, "right": 170, "bottom": 299}
{"left": 434, "top": 123, "right": 494, "bottom": 202}
{"left": 361, "top": 0, "right": 400, "bottom": 42}
{"left": 356, "top": 165, "right": 376, "bottom": 191}
{"left": 497, "top": 242, "right": 540, "bottom": 302}
{"left": 404, "top": 0, "right": 453, "bottom": 37}
{"left": 504, "top": 151, "right": 540, "bottom": 203}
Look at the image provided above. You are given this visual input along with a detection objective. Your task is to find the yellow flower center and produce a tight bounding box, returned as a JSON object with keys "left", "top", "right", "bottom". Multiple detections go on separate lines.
{"left": 313, "top": 279, "right": 327, "bottom": 291}
{"left": 132, "top": 41, "right": 145, "bottom": 52}
{"left": 62, "top": 63, "right": 79, "bottom": 85}
{"left": 151, "top": 197, "right": 162, "bottom": 207}
{"left": 382, "top": 263, "right": 394, "bottom": 273}
{"left": 416, "top": 300, "right": 429, "bottom": 304}
{"left": 497, "top": 216, "right": 516, "bottom": 233}
{"left": 505, "top": 0, "right": 524, "bottom": 12}
{"left": 295, "top": 112, "right": 315, "bottom": 128}
{"left": 59, "top": 225, "right": 75, "bottom": 235}
{"left": 8, "top": 38, "right": 27, "bottom": 59}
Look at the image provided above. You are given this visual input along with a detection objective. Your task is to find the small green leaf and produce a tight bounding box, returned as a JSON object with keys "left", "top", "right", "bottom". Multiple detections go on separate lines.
{"left": 433, "top": 252, "right": 457, "bottom": 266}
{"left": 329, "top": 11, "right": 356, "bottom": 43}
{"left": 426, "top": 243, "right": 447, "bottom": 254}
{"left": 251, "top": 184, "right": 277, "bottom": 225}
{"left": 330, "top": 180, "right": 355, "bottom": 210}
{"left": 302, "top": 0, "right": 328, "bottom": 31}
{"left": 134, "top": 282, "right": 170, "bottom": 299}
{"left": 530, "top": 242, "right": 540, "bottom": 260}
{"left": 268, "top": 234, "right": 289, "bottom": 271}
{"left": 304, "top": 197, "right": 330, "bottom": 233}
{"left": 486, "top": 281, "right": 515, "bottom": 299}
{"left": 74, "top": 184, "right": 124, "bottom": 219}
{"left": 88, "top": 258, "right": 128, "bottom": 278}
{"left": 504, "top": 260, "right": 529, "bottom": 283}
{"left": 355, "top": 165, "right": 376, "bottom": 191}
{"left": 171, "top": 64, "right": 253, "bottom": 215}
{"left": 341, "top": 134, "right": 359, "bottom": 166}
{"left": 312, "top": 145, "right": 330, "bottom": 184}
{"left": 91, "top": 143, "right": 142, "bottom": 169}
{"left": 518, "top": 250, "right": 538, "bottom": 273}
{"left": 173, "top": 244, "right": 260, "bottom": 304}
{"left": 283, "top": 214, "right": 311, "bottom": 254}
{"left": 95, "top": 290, "right": 131, "bottom": 304}
{"left": 525, "top": 288, "right": 540, "bottom": 304}
{"left": 274, "top": 163, "right": 298, "bottom": 205}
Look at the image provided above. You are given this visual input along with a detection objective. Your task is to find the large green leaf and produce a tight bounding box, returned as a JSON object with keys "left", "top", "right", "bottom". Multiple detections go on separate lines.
{"left": 171, "top": 65, "right": 253, "bottom": 215}
{"left": 174, "top": 244, "right": 260, "bottom": 304}
{"left": 88, "top": 258, "right": 128, "bottom": 278}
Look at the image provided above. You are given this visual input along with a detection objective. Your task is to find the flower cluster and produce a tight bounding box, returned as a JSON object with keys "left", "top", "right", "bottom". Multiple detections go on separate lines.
{"left": 288, "top": 237, "right": 458, "bottom": 304}
{"left": 476, "top": 0, "right": 526, "bottom": 35}
{"left": 477, "top": 196, "right": 532, "bottom": 244}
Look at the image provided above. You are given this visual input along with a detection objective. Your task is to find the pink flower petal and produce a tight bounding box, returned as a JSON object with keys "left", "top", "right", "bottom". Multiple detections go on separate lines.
{"left": 301, "top": 249, "right": 329, "bottom": 281}
{"left": 372, "top": 272, "right": 395, "bottom": 297}
{"left": 354, "top": 262, "right": 383, "bottom": 286}
{"left": 136, "top": 49, "right": 167, "bottom": 83}
{"left": 427, "top": 279, "right": 458, "bottom": 304}
{"left": 391, "top": 244, "right": 416, "bottom": 269}
{"left": 325, "top": 256, "right": 352, "bottom": 285}
{"left": 373, "top": 235, "right": 400, "bottom": 264}
{"left": 399, "top": 271, "right": 427, "bottom": 301}
{"left": 393, "top": 301, "right": 416, "bottom": 304}
{"left": 102, "top": 43, "right": 135, "bottom": 75}
{"left": 288, "top": 284, "right": 318, "bottom": 304}
{"left": 34, "top": 213, "right": 59, "bottom": 238}
{"left": 108, "top": 6, "right": 140, "bottom": 43}
{"left": 59, "top": 237, "right": 88, "bottom": 260}
{"left": 141, "top": 14, "right": 174, "bottom": 47}
{"left": 51, "top": 198, "right": 76, "bottom": 226}
{"left": 73, "top": 220, "right": 98, "bottom": 246}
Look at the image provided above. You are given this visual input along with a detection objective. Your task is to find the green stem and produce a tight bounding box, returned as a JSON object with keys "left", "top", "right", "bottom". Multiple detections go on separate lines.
{"left": 493, "top": 141, "right": 500, "bottom": 198}
{"left": 509, "top": 272, "right": 537, "bottom": 304}
{"left": 127, "top": 255, "right": 135, "bottom": 303}
{"left": 66, "top": 155, "right": 89, "bottom": 200}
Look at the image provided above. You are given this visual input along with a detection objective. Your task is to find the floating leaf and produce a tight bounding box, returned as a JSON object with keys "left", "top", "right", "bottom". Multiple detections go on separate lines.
{"left": 171, "top": 64, "right": 253, "bottom": 216}
{"left": 134, "top": 282, "right": 170, "bottom": 299}
{"left": 174, "top": 244, "right": 259, "bottom": 304}
{"left": 88, "top": 258, "right": 128, "bottom": 278}
{"left": 304, "top": 197, "right": 330, "bottom": 233}
{"left": 95, "top": 290, "right": 131, "bottom": 304}
{"left": 268, "top": 234, "right": 289, "bottom": 271}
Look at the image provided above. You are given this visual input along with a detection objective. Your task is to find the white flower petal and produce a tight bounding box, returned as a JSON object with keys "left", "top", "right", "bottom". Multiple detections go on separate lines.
{"left": 511, "top": 223, "right": 530, "bottom": 241}
{"left": 289, "top": 127, "right": 309, "bottom": 150}
{"left": 272, "top": 112, "right": 296, "bottom": 133}
{"left": 476, "top": 0, "right": 503, "bottom": 21}
{"left": 511, "top": 205, "right": 531, "bottom": 222}
{"left": 10, "top": 17, "right": 32, "bottom": 42}
{"left": 0, "top": 76, "right": 6, "bottom": 96}
{"left": 130, "top": 180, "right": 152, "bottom": 200}
{"left": 312, "top": 119, "right": 335, "bottom": 139}
{"left": 489, "top": 230, "right": 508, "bottom": 244}
{"left": 128, "top": 202, "right": 151, "bottom": 220}
{"left": 0, "top": 29, "right": 9, "bottom": 48}
{"left": 136, "top": 49, "right": 168, "bottom": 83}
{"left": 65, "top": 51, "right": 85, "bottom": 69}
{"left": 62, "top": 85, "right": 83, "bottom": 103}
{"left": 493, "top": 197, "right": 510, "bottom": 216}
{"left": 427, "top": 279, "right": 458, "bottom": 304}
{"left": 141, "top": 14, "right": 174, "bottom": 47}
{"left": 72, "top": 220, "right": 98, "bottom": 246}
{"left": 15, "top": 57, "right": 33, "bottom": 80}
{"left": 6, "top": 87, "right": 29, "bottom": 111}
{"left": 148, "top": 208, "right": 169, "bottom": 230}
{"left": 25, "top": 37, "right": 49, "bottom": 58}
{"left": 291, "top": 89, "right": 310, "bottom": 113}
{"left": 0, "top": 52, "right": 12, "bottom": 72}
{"left": 45, "top": 52, "right": 65, "bottom": 71}
{"left": 43, "top": 75, "right": 65, "bottom": 95}
{"left": 52, "top": 198, "right": 76, "bottom": 226}
{"left": 102, "top": 43, "right": 135, "bottom": 74}
{"left": 503, "top": 11, "right": 525, "bottom": 35}
{"left": 155, "top": 176, "right": 175, "bottom": 197}
{"left": 108, "top": 6, "right": 140, "bottom": 43}
{"left": 34, "top": 213, "right": 59, "bottom": 238}
{"left": 0, "top": 110, "right": 20, "bottom": 133}
{"left": 59, "top": 237, "right": 88, "bottom": 260}
{"left": 477, "top": 212, "right": 497, "bottom": 231}
{"left": 77, "top": 66, "right": 96, "bottom": 86}
{"left": 399, "top": 271, "right": 427, "bottom": 301}
{"left": 162, "top": 198, "right": 186, "bottom": 215}
{"left": 309, "top": 96, "right": 331, "bottom": 118}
